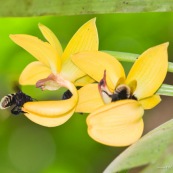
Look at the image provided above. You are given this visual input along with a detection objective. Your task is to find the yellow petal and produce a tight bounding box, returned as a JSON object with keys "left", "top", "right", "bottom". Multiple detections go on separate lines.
{"left": 38, "top": 23, "right": 63, "bottom": 57}
{"left": 62, "top": 18, "right": 98, "bottom": 63}
{"left": 24, "top": 108, "right": 75, "bottom": 127}
{"left": 76, "top": 84, "right": 104, "bottom": 113}
{"left": 72, "top": 51, "right": 125, "bottom": 91}
{"left": 60, "top": 60, "right": 86, "bottom": 82}
{"left": 22, "top": 79, "right": 78, "bottom": 127}
{"left": 87, "top": 100, "right": 144, "bottom": 146}
{"left": 126, "top": 43, "right": 168, "bottom": 99}
{"left": 9, "top": 34, "right": 61, "bottom": 73}
{"left": 61, "top": 18, "right": 98, "bottom": 82}
{"left": 19, "top": 61, "right": 51, "bottom": 85}
{"left": 139, "top": 94, "right": 161, "bottom": 109}
{"left": 74, "top": 75, "right": 95, "bottom": 86}
{"left": 23, "top": 95, "right": 76, "bottom": 116}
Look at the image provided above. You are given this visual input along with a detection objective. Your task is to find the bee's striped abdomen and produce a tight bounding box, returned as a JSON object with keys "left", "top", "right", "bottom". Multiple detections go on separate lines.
{"left": 0, "top": 94, "right": 15, "bottom": 109}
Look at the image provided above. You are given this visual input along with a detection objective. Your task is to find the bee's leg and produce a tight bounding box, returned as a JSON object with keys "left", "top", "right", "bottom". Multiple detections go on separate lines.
{"left": 11, "top": 106, "right": 20, "bottom": 115}
{"left": 11, "top": 106, "right": 26, "bottom": 115}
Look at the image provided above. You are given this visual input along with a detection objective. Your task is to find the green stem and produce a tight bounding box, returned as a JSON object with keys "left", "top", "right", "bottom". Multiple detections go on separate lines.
{"left": 104, "top": 50, "right": 173, "bottom": 73}
{"left": 157, "top": 84, "right": 173, "bottom": 96}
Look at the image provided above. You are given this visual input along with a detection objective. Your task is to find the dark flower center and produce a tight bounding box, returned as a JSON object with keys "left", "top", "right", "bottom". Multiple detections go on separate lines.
{"left": 111, "top": 84, "right": 137, "bottom": 102}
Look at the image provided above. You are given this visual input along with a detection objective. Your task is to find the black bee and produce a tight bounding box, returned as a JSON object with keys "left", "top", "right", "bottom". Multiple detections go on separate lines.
{"left": 111, "top": 84, "right": 131, "bottom": 101}
{"left": 62, "top": 87, "right": 84, "bottom": 115}
{"left": 62, "top": 87, "right": 81, "bottom": 100}
{"left": 0, "top": 90, "right": 33, "bottom": 115}
{"left": 62, "top": 90, "right": 73, "bottom": 100}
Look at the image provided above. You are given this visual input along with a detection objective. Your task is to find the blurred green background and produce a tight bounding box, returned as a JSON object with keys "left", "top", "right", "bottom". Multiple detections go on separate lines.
{"left": 0, "top": 13, "right": 173, "bottom": 173}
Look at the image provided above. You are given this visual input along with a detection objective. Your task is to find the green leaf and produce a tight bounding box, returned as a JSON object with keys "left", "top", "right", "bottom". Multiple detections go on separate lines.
{"left": 1, "top": 0, "right": 173, "bottom": 17}
{"left": 141, "top": 141, "right": 173, "bottom": 173}
{"left": 103, "top": 119, "right": 173, "bottom": 173}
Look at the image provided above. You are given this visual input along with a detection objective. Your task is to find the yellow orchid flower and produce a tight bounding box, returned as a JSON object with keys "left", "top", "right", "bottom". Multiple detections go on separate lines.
{"left": 71, "top": 43, "right": 168, "bottom": 146}
{"left": 9, "top": 18, "right": 98, "bottom": 127}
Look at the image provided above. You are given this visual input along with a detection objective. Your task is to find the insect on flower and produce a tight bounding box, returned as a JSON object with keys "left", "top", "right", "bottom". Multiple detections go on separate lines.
{"left": 0, "top": 90, "right": 33, "bottom": 115}
{"left": 9, "top": 18, "right": 98, "bottom": 127}
{"left": 99, "top": 70, "right": 137, "bottom": 102}
{"left": 71, "top": 43, "right": 168, "bottom": 146}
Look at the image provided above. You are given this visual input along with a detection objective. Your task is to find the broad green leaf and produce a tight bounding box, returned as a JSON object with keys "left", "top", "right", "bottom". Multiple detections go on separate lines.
{"left": 1, "top": 0, "right": 173, "bottom": 17}
{"left": 141, "top": 141, "right": 173, "bottom": 173}
{"left": 103, "top": 119, "right": 173, "bottom": 173}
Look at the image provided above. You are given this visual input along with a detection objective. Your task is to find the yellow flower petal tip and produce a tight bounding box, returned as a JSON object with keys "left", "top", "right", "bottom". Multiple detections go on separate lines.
{"left": 86, "top": 100, "right": 144, "bottom": 146}
{"left": 38, "top": 23, "right": 43, "bottom": 27}
{"left": 89, "top": 17, "right": 96, "bottom": 24}
{"left": 150, "top": 42, "right": 169, "bottom": 54}
{"left": 139, "top": 94, "right": 161, "bottom": 110}
{"left": 9, "top": 34, "right": 18, "bottom": 42}
{"left": 161, "top": 42, "right": 169, "bottom": 48}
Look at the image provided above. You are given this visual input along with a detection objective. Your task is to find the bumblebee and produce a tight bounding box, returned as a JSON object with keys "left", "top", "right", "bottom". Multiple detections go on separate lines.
{"left": 62, "top": 90, "right": 73, "bottom": 100}
{"left": 111, "top": 84, "right": 137, "bottom": 101}
{"left": 62, "top": 87, "right": 81, "bottom": 100}
{"left": 101, "top": 84, "right": 137, "bottom": 102}
{"left": 0, "top": 91, "right": 33, "bottom": 115}
{"left": 111, "top": 84, "right": 131, "bottom": 101}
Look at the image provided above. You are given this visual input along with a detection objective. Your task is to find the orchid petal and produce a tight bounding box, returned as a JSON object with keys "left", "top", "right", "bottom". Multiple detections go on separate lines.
{"left": 19, "top": 61, "right": 51, "bottom": 85}
{"left": 87, "top": 100, "right": 144, "bottom": 146}
{"left": 139, "top": 94, "right": 161, "bottom": 110}
{"left": 62, "top": 18, "right": 98, "bottom": 63}
{"left": 76, "top": 84, "right": 104, "bottom": 113}
{"left": 74, "top": 75, "right": 95, "bottom": 86}
{"left": 23, "top": 94, "right": 76, "bottom": 116}
{"left": 9, "top": 34, "right": 61, "bottom": 73}
{"left": 61, "top": 18, "right": 98, "bottom": 82}
{"left": 22, "top": 80, "right": 78, "bottom": 127}
{"left": 24, "top": 108, "right": 75, "bottom": 127}
{"left": 38, "top": 23, "right": 63, "bottom": 57}
{"left": 126, "top": 43, "right": 168, "bottom": 99}
{"left": 72, "top": 51, "right": 125, "bottom": 91}
{"left": 60, "top": 60, "right": 86, "bottom": 82}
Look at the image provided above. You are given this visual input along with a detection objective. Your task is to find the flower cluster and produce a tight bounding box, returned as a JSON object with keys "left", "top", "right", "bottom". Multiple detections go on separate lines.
{"left": 9, "top": 18, "right": 168, "bottom": 147}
